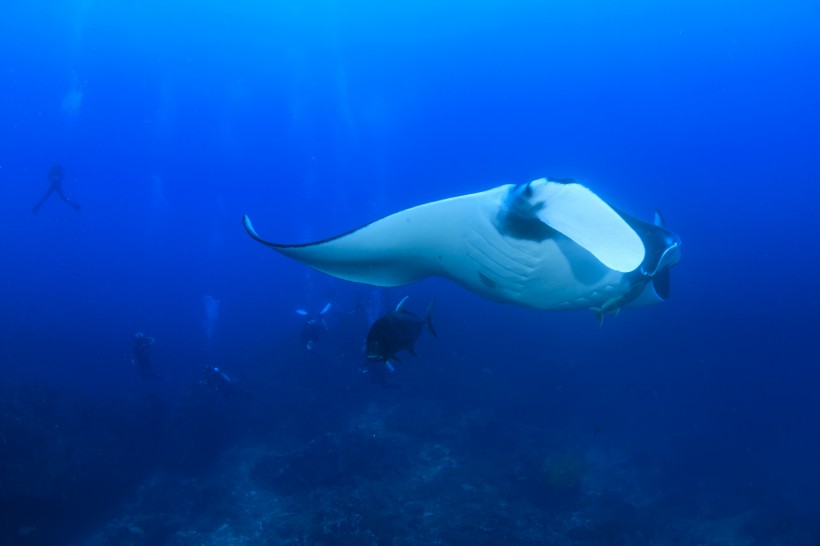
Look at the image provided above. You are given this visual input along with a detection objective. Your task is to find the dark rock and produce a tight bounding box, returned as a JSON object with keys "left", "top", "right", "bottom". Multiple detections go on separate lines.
{"left": 0, "top": 385, "right": 168, "bottom": 545}
{"left": 251, "top": 428, "right": 406, "bottom": 495}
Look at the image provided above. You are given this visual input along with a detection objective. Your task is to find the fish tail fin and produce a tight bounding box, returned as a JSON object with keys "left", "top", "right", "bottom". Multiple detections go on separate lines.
{"left": 425, "top": 300, "right": 438, "bottom": 337}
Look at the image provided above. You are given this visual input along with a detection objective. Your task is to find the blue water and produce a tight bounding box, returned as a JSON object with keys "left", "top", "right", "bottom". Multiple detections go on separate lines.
{"left": 1, "top": 1, "right": 818, "bottom": 544}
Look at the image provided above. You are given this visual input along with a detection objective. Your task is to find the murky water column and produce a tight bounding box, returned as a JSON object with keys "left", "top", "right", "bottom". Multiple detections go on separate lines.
{"left": 202, "top": 294, "right": 220, "bottom": 349}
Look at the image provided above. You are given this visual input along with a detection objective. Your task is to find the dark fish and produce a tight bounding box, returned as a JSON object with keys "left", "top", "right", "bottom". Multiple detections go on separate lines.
{"left": 365, "top": 297, "right": 436, "bottom": 363}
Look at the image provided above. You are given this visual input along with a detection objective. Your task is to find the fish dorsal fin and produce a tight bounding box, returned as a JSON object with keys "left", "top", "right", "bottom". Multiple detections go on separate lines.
{"left": 519, "top": 179, "right": 645, "bottom": 272}
{"left": 395, "top": 296, "right": 410, "bottom": 312}
{"left": 320, "top": 302, "right": 332, "bottom": 315}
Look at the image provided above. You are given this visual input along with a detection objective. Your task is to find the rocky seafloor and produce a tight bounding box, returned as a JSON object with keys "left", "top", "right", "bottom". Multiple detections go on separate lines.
{"left": 1, "top": 351, "right": 817, "bottom": 546}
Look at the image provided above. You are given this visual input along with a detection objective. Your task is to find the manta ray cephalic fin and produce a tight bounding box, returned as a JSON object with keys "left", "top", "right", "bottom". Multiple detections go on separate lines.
{"left": 515, "top": 179, "right": 645, "bottom": 273}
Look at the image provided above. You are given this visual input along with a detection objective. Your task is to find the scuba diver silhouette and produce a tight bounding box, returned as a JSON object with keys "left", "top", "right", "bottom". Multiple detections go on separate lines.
{"left": 32, "top": 163, "right": 81, "bottom": 213}
{"left": 200, "top": 365, "right": 240, "bottom": 397}
{"left": 297, "top": 302, "right": 332, "bottom": 352}
{"left": 131, "top": 332, "right": 162, "bottom": 379}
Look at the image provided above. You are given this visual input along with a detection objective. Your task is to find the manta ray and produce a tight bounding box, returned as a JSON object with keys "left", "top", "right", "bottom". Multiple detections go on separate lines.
{"left": 243, "top": 178, "right": 681, "bottom": 322}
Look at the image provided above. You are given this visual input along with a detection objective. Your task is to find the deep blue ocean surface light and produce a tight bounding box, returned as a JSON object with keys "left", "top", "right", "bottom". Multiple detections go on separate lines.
{"left": 0, "top": 1, "right": 818, "bottom": 544}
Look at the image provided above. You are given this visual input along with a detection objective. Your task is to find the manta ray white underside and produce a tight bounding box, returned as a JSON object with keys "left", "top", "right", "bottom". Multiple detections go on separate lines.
{"left": 244, "top": 178, "right": 681, "bottom": 317}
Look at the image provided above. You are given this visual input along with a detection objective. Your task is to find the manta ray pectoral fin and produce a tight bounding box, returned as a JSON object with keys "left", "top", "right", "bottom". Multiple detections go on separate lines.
{"left": 243, "top": 215, "right": 268, "bottom": 246}
{"left": 243, "top": 196, "right": 456, "bottom": 287}
{"left": 523, "top": 179, "right": 646, "bottom": 273}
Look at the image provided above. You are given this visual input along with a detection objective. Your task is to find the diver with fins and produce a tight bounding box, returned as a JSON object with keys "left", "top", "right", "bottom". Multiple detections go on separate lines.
{"left": 32, "top": 163, "right": 81, "bottom": 213}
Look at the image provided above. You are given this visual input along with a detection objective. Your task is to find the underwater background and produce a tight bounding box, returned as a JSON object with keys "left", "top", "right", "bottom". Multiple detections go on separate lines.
{"left": 1, "top": 1, "right": 819, "bottom": 544}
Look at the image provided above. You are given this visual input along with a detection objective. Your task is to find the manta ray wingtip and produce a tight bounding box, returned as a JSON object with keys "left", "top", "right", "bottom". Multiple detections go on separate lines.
{"left": 242, "top": 214, "right": 263, "bottom": 241}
